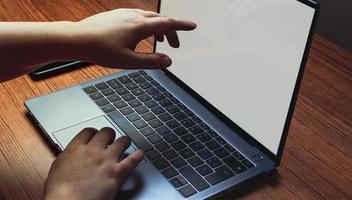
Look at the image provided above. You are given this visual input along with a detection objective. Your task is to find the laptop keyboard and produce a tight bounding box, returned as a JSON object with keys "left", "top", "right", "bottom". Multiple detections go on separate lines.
{"left": 83, "top": 70, "right": 254, "bottom": 197}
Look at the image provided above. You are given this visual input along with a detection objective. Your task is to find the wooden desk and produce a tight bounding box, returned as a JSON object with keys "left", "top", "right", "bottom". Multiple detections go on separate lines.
{"left": 0, "top": 0, "right": 351, "bottom": 199}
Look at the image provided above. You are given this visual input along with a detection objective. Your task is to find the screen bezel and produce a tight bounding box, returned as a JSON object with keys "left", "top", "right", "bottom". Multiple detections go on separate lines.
{"left": 155, "top": 0, "right": 320, "bottom": 165}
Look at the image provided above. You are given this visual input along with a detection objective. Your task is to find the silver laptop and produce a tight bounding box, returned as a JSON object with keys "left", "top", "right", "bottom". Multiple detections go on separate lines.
{"left": 25, "top": 0, "right": 319, "bottom": 199}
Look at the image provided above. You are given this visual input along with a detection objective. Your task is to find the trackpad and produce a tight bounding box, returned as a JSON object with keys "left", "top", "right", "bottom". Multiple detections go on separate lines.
{"left": 53, "top": 116, "right": 135, "bottom": 155}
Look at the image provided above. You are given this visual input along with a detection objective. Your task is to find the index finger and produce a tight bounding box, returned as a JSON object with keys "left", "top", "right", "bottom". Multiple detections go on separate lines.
{"left": 66, "top": 128, "right": 98, "bottom": 149}
{"left": 136, "top": 17, "right": 197, "bottom": 39}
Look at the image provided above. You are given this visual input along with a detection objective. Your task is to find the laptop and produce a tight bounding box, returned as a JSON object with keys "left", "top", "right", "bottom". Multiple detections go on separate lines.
{"left": 25, "top": 0, "right": 319, "bottom": 199}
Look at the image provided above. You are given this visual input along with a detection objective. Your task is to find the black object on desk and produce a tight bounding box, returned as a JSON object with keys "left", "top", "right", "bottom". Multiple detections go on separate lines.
{"left": 30, "top": 61, "right": 90, "bottom": 79}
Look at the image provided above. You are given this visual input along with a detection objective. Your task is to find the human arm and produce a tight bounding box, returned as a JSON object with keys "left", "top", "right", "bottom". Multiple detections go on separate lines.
{"left": 0, "top": 8, "right": 196, "bottom": 81}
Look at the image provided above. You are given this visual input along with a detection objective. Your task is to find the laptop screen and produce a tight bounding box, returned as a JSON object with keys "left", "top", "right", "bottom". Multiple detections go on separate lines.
{"left": 157, "top": 0, "right": 315, "bottom": 154}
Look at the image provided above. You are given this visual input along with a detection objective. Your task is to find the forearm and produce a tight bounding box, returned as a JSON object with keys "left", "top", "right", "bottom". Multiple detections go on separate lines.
{"left": 0, "top": 21, "right": 92, "bottom": 81}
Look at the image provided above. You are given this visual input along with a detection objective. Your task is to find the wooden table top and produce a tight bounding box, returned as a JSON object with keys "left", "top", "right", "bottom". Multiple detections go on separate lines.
{"left": 0, "top": 0, "right": 351, "bottom": 199}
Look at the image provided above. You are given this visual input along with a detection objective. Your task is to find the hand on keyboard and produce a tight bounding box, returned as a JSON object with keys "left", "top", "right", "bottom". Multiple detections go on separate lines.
{"left": 44, "top": 127, "right": 143, "bottom": 200}
{"left": 78, "top": 8, "right": 197, "bottom": 68}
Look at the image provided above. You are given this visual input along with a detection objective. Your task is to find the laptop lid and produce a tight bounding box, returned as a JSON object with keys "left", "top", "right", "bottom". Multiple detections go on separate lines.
{"left": 156, "top": 0, "right": 319, "bottom": 165}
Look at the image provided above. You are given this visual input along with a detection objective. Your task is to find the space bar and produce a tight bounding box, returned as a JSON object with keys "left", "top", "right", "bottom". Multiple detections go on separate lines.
{"left": 108, "top": 110, "right": 153, "bottom": 152}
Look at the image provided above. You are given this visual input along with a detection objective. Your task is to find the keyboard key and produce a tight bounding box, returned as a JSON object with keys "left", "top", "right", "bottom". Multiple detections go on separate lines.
{"left": 141, "top": 112, "right": 156, "bottom": 121}
{"left": 176, "top": 103, "right": 187, "bottom": 110}
{"left": 133, "top": 119, "right": 148, "bottom": 129}
{"left": 163, "top": 91, "right": 173, "bottom": 98}
{"left": 197, "top": 133, "right": 212, "bottom": 142}
{"left": 150, "top": 80, "right": 160, "bottom": 86}
{"left": 215, "top": 137, "right": 227, "bottom": 145}
{"left": 196, "top": 164, "right": 213, "bottom": 176}
{"left": 101, "top": 88, "right": 115, "bottom": 96}
{"left": 126, "top": 113, "right": 141, "bottom": 122}
{"left": 144, "top": 75, "right": 153, "bottom": 81}
{"left": 163, "top": 149, "right": 178, "bottom": 160}
{"left": 171, "top": 140, "right": 187, "bottom": 151}
{"left": 138, "top": 70, "right": 147, "bottom": 75}
{"left": 151, "top": 106, "right": 165, "bottom": 115}
{"left": 162, "top": 166, "right": 179, "bottom": 179}
{"left": 156, "top": 85, "right": 166, "bottom": 92}
{"left": 181, "top": 134, "right": 196, "bottom": 144}
{"left": 131, "top": 88, "right": 145, "bottom": 96}
{"left": 153, "top": 158, "right": 170, "bottom": 170}
{"left": 179, "top": 148, "right": 195, "bottom": 159}
{"left": 145, "top": 149, "right": 161, "bottom": 161}
{"left": 173, "top": 126, "right": 188, "bottom": 136}
{"left": 113, "top": 100, "right": 127, "bottom": 109}
{"left": 233, "top": 150, "right": 245, "bottom": 160}
{"left": 135, "top": 106, "right": 149, "bottom": 114}
{"left": 128, "top": 99, "right": 142, "bottom": 108}
{"left": 133, "top": 76, "right": 146, "bottom": 83}
{"left": 122, "top": 93, "right": 135, "bottom": 102}
{"left": 242, "top": 159, "right": 254, "bottom": 168}
{"left": 158, "top": 113, "right": 173, "bottom": 122}
{"left": 155, "top": 125, "right": 171, "bottom": 136}
{"left": 187, "top": 156, "right": 204, "bottom": 167}
{"left": 107, "top": 79, "right": 123, "bottom": 89}
{"left": 140, "top": 126, "right": 155, "bottom": 136}
{"left": 173, "top": 112, "right": 188, "bottom": 121}
{"left": 206, "top": 157, "right": 222, "bottom": 168}
{"left": 179, "top": 166, "right": 210, "bottom": 191}
{"left": 171, "top": 157, "right": 187, "bottom": 168}
{"left": 166, "top": 105, "right": 180, "bottom": 114}
{"left": 191, "top": 115, "right": 202, "bottom": 123}
{"left": 128, "top": 72, "right": 140, "bottom": 78}
{"left": 169, "top": 97, "right": 180, "bottom": 104}
{"left": 224, "top": 144, "right": 236, "bottom": 152}
{"left": 108, "top": 110, "right": 152, "bottom": 151}
{"left": 163, "top": 133, "right": 178, "bottom": 143}
{"left": 146, "top": 87, "right": 159, "bottom": 95}
{"left": 166, "top": 119, "right": 181, "bottom": 129}
{"left": 213, "top": 148, "right": 230, "bottom": 158}
{"left": 207, "top": 130, "right": 217, "bottom": 137}
{"left": 107, "top": 93, "right": 121, "bottom": 102}
{"left": 115, "top": 87, "right": 129, "bottom": 95}
{"left": 184, "top": 108, "right": 195, "bottom": 116}
{"left": 155, "top": 141, "right": 171, "bottom": 152}
{"left": 189, "top": 141, "right": 205, "bottom": 152}
{"left": 95, "top": 82, "right": 109, "bottom": 90}
{"left": 197, "top": 149, "right": 213, "bottom": 160}
{"left": 145, "top": 100, "right": 158, "bottom": 108}
{"left": 138, "top": 94, "right": 152, "bottom": 102}
{"left": 89, "top": 92, "right": 103, "bottom": 100}
{"left": 159, "top": 99, "right": 172, "bottom": 108}
{"left": 223, "top": 156, "right": 247, "bottom": 174}
{"left": 152, "top": 93, "right": 166, "bottom": 101}
{"left": 149, "top": 118, "right": 163, "bottom": 128}
{"left": 83, "top": 86, "right": 97, "bottom": 94}
{"left": 147, "top": 134, "right": 162, "bottom": 144}
{"left": 170, "top": 176, "right": 187, "bottom": 188}
{"left": 180, "top": 118, "right": 196, "bottom": 128}
{"left": 188, "top": 125, "right": 203, "bottom": 135}
{"left": 95, "top": 98, "right": 109, "bottom": 106}
{"left": 205, "top": 165, "right": 234, "bottom": 185}
{"left": 117, "top": 75, "right": 132, "bottom": 84}
{"left": 120, "top": 106, "right": 134, "bottom": 115}
{"left": 139, "top": 81, "right": 152, "bottom": 89}
{"left": 199, "top": 122, "right": 210, "bottom": 130}
{"left": 179, "top": 184, "right": 197, "bottom": 197}
{"left": 101, "top": 104, "right": 116, "bottom": 113}
{"left": 204, "top": 140, "right": 220, "bottom": 150}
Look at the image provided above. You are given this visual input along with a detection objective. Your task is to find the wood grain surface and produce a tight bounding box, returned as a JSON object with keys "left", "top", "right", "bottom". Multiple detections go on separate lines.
{"left": 0, "top": 0, "right": 351, "bottom": 199}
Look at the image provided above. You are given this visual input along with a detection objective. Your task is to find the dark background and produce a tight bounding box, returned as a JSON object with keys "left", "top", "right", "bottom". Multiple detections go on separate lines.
{"left": 316, "top": 0, "right": 352, "bottom": 51}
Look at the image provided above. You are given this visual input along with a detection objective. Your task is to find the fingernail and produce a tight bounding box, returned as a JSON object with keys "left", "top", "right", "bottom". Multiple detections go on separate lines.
{"left": 191, "top": 22, "right": 197, "bottom": 28}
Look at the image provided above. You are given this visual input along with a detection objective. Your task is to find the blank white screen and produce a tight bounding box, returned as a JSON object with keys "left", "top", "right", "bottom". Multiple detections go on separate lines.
{"left": 157, "top": 0, "right": 315, "bottom": 154}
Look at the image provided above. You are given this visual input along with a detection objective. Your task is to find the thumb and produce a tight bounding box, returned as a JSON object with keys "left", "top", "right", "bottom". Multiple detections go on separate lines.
{"left": 125, "top": 50, "right": 172, "bottom": 69}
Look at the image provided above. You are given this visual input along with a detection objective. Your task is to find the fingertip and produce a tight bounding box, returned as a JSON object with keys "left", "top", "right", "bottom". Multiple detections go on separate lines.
{"left": 161, "top": 55, "right": 172, "bottom": 67}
